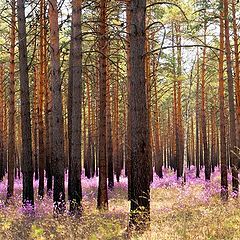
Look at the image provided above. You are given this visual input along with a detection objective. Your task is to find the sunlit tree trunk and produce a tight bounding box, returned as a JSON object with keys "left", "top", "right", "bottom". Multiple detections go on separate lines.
{"left": 153, "top": 58, "right": 162, "bottom": 178}
{"left": 231, "top": 0, "right": 240, "bottom": 149}
{"left": 38, "top": 0, "right": 46, "bottom": 198}
{"left": 97, "top": 0, "right": 108, "bottom": 210}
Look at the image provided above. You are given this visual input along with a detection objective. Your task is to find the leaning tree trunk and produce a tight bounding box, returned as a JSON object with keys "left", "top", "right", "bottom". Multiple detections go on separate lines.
{"left": 129, "top": 0, "right": 150, "bottom": 232}
{"left": 49, "top": 0, "right": 65, "bottom": 213}
{"left": 17, "top": 0, "right": 34, "bottom": 206}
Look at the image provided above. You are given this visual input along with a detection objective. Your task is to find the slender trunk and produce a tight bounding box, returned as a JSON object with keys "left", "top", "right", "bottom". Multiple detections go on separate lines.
{"left": 45, "top": 70, "right": 52, "bottom": 193}
{"left": 126, "top": 1, "right": 132, "bottom": 200}
{"left": 113, "top": 61, "right": 120, "bottom": 185}
{"left": 153, "top": 59, "right": 162, "bottom": 178}
{"left": 232, "top": 0, "right": 240, "bottom": 149}
{"left": 86, "top": 74, "right": 93, "bottom": 179}
{"left": 33, "top": 68, "right": 39, "bottom": 181}
{"left": 176, "top": 23, "right": 184, "bottom": 178}
{"left": 38, "top": 0, "right": 46, "bottom": 198}
{"left": 219, "top": 8, "right": 228, "bottom": 200}
{"left": 67, "top": 24, "right": 73, "bottom": 196}
{"left": 0, "top": 65, "right": 4, "bottom": 182}
{"left": 7, "top": 0, "right": 16, "bottom": 197}
{"left": 201, "top": 18, "right": 210, "bottom": 180}
{"left": 106, "top": 59, "right": 114, "bottom": 188}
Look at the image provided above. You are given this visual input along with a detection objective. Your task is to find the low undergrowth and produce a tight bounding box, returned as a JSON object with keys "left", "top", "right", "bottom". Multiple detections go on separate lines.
{"left": 0, "top": 168, "right": 240, "bottom": 240}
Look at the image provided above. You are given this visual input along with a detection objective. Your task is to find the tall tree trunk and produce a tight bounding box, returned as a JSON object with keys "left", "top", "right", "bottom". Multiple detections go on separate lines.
{"left": 201, "top": 17, "right": 210, "bottom": 180}
{"left": 145, "top": 36, "right": 153, "bottom": 182}
{"left": 195, "top": 57, "right": 200, "bottom": 177}
{"left": 17, "top": 0, "right": 34, "bottom": 206}
{"left": 0, "top": 65, "right": 4, "bottom": 182}
{"left": 33, "top": 68, "right": 39, "bottom": 181}
{"left": 7, "top": 0, "right": 16, "bottom": 198}
{"left": 38, "top": 0, "right": 46, "bottom": 198}
{"left": 68, "top": 0, "right": 83, "bottom": 214}
{"left": 223, "top": 0, "right": 238, "bottom": 194}
{"left": 49, "top": 0, "right": 65, "bottom": 212}
{"left": 219, "top": 8, "right": 228, "bottom": 200}
{"left": 106, "top": 59, "right": 114, "bottom": 188}
{"left": 67, "top": 24, "right": 73, "bottom": 196}
{"left": 126, "top": 1, "right": 132, "bottom": 200}
{"left": 153, "top": 58, "right": 162, "bottom": 178}
{"left": 232, "top": 0, "right": 240, "bottom": 149}
{"left": 97, "top": 0, "right": 108, "bottom": 210}
{"left": 45, "top": 70, "right": 52, "bottom": 194}
{"left": 176, "top": 23, "right": 184, "bottom": 179}
{"left": 129, "top": 0, "right": 150, "bottom": 231}
{"left": 113, "top": 61, "right": 120, "bottom": 185}
{"left": 86, "top": 74, "right": 93, "bottom": 179}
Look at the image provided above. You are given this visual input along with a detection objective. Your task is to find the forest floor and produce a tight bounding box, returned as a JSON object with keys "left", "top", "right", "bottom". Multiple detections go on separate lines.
{"left": 0, "top": 168, "right": 240, "bottom": 240}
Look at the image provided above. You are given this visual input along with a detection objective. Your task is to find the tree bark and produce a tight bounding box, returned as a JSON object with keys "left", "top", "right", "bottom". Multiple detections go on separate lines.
{"left": 49, "top": 0, "right": 65, "bottom": 212}
{"left": 68, "top": 0, "right": 83, "bottom": 214}
{"left": 0, "top": 65, "right": 4, "bottom": 182}
{"left": 97, "top": 0, "right": 108, "bottom": 210}
{"left": 7, "top": 0, "right": 16, "bottom": 198}
{"left": 223, "top": 0, "right": 238, "bottom": 194}
{"left": 201, "top": 17, "right": 210, "bottom": 180}
{"left": 17, "top": 0, "right": 34, "bottom": 206}
{"left": 129, "top": 0, "right": 150, "bottom": 231}
{"left": 219, "top": 8, "right": 228, "bottom": 200}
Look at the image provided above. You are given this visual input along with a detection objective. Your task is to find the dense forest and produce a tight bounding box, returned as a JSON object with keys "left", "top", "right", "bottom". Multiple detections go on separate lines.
{"left": 1, "top": 0, "right": 240, "bottom": 239}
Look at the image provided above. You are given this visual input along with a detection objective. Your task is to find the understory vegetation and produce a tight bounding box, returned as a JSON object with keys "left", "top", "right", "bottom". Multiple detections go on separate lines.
{"left": 1, "top": 168, "right": 240, "bottom": 240}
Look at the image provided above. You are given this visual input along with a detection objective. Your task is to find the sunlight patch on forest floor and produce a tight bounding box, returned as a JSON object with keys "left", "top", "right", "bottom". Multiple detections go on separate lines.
{"left": 0, "top": 168, "right": 240, "bottom": 239}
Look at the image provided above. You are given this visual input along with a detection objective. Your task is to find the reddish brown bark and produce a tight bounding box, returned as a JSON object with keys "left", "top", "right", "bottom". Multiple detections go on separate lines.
{"left": 97, "top": 0, "right": 108, "bottom": 210}
{"left": 7, "top": 0, "right": 16, "bottom": 197}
